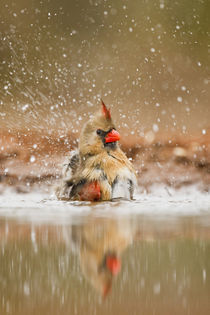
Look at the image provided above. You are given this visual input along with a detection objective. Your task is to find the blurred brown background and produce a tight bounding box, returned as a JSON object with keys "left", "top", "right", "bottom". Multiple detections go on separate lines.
{"left": 0, "top": 0, "right": 209, "bottom": 192}
{"left": 0, "top": 0, "right": 209, "bottom": 136}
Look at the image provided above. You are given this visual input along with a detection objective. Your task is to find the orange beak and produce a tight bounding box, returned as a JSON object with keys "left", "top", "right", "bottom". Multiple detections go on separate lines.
{"left": 105, "top": 129, "right": 120, "bottom": 143}
{"left": 106, "top": 256, "right": 121, "bottom": 275}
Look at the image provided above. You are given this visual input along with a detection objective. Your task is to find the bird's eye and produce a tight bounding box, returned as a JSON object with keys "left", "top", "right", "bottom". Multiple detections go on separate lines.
{"left": 96, "top": 129, "right": 102, "bottom": 135}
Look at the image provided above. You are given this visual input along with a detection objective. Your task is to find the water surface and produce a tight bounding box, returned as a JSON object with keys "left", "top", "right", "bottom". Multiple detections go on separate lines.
{"left": 0, "top": 190, "right": 210, "bottom": 315}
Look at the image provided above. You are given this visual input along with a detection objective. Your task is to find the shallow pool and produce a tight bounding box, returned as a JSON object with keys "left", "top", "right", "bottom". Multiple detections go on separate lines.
{"left": 0, "top": 187, "right": 210, "bottom": 315}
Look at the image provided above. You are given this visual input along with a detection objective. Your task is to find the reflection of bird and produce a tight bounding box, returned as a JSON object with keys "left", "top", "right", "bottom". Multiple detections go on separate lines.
{"left": 71, "top": 218, "right": 134, "bottom": 297}
{"left": 56, "top": 100, "right": 137, "bottom": 201}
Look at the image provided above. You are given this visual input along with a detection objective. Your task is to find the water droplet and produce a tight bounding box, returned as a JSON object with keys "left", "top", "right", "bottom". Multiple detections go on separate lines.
{"left": 160, "top": 1, "right": 164, "bottom": 9}
{"left": 30, "top": 155, "right": 36, "bottom": 163}
{"left": 153, "top": 124, "right": 159, "bottom": 133}
{"left": 22, "top": 104, "right": 29, "bottom": 112}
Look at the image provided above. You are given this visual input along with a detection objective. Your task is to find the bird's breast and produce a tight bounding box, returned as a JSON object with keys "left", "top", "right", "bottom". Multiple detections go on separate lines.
{"left": 82, "top": 152, "right": 136, "bottom": 200}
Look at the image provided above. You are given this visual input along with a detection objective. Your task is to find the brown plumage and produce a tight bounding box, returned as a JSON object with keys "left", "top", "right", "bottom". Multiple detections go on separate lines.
{"left": 71, "top": 218, "right": 134, "bottom": 297}
{"left": 56, "top": 100, "right": 137, "bottom": 201}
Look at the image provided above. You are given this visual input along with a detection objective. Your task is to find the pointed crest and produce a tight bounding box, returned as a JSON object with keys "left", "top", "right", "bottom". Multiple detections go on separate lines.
{"left": 101, "top": 99, "right": 111, "bottom": 120}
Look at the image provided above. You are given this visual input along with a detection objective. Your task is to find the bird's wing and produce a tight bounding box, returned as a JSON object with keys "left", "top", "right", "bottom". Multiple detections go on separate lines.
{"left": 57, "top": 153, "right": 113, "bottom": 201}
{"left": 56, "top": 150, "right": 80, "bottom": 199}
{"left": 62, "top": 150, "right": 80, "bottom": 181}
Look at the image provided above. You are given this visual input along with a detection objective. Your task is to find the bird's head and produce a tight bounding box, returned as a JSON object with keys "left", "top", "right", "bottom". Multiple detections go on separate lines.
{"left": 79, "top": 100, "right": 120, "bottom": 156}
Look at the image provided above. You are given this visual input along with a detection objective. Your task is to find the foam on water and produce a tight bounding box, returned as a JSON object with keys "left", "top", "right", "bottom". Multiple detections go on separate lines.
{"left": 0, "top": 185, "right": 209, "bottom": 223}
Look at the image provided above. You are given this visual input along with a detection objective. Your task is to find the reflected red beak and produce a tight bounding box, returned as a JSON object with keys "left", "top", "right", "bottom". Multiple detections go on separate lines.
{"left": 105, "top": 129, "right": 120, "bottom": 143}
{"left": 106, "top": 256, "right": 121, "bottom": 275}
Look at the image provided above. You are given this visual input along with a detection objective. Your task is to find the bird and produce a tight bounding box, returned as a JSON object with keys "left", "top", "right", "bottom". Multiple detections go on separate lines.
{"left": 56, "top": 100, "right": 137, "bottom": 201}
{"left": 70, "top": 217, "right": 134, "bottom": 297}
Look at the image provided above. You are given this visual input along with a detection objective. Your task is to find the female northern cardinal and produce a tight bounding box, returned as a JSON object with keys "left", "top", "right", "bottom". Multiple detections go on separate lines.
{"left": 70, "top": 217, "right": 134, "bottom": 297}
{"left": 56, "top": 100, "right": 137, "bottom": 201}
